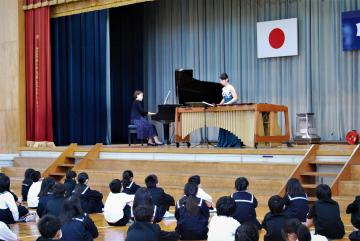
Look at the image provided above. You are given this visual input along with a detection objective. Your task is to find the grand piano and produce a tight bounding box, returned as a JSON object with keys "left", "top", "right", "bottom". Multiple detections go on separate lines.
{"left": 151, "top": 69, "right": 223, "bottom": 144}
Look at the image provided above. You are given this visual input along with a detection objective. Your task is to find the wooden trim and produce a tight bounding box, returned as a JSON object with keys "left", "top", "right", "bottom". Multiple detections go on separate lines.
{"left": 41, "top": 143, "right": 77, "bottom": 178}
{"left": 279, "top": 144, "right": 319, "bottom": 196}
{"left": 331, "top": 144, "right": 360, "bottom": 196}
{"left": 73, "top": 143, "right": 103, "bottom": 171}
{"left": 18, "top": 0, "right": 27, "bottom": 148}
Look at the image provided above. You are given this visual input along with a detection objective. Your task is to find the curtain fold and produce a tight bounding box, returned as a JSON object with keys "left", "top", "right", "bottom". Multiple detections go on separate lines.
{"left": 143, "top": 0, "right": 360, "bottom": 141}
{"left": 51, "top": 10, "right": 109, "bottom": 146}
{"left": 25, "top": 3, "right": 54, "bottom": 147}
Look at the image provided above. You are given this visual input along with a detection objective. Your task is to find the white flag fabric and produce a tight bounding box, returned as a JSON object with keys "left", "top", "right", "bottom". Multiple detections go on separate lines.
{"left": 257, "top": 18, "right": 298, "bottom": 58}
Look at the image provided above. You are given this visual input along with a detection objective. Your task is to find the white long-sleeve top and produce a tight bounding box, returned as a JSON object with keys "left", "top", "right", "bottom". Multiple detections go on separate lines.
{"left": 0, "top": 221, "right": 18, "bottom": 241}
{"left": 0, "top": 192, "right": 19, "bottom": 221}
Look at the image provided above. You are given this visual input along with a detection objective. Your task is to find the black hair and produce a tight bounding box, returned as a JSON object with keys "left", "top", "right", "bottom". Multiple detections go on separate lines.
{"left": 235, "top": 223, "right": 259, "bottom": 241}
{"left": 53, "top": 183, "right": 65, "bottom": 198}
{"left": 282, "top": 218, "right": 311, "bottom": 241}
{"left": 38, "top": 177, "right": 55, "bottom": 198}
{"left": 180, "top": 182, "right": 199, "bottom": 215}
{"left": 109, "top": 179, "right": 122, "bottom": 193}
{"left": 122, "top": 170, "right": 134, "bottom": 188}
{"left": 268, "top": 195, "right": 284, "bottom": 214}
{"left": 133, "top": 90, "right": 143, "bottom": 100}
{"left": 188, "top": 175, "right": 201, "bottom": 185}
{"left": 31, "top": 171, "right": 41, "bottom": 182}
{"left": 145, "top": 174, "right": 158, "bottom": 188}
{"left": 315, "top": 184, "right": 332, "bottom": 200}
{"left": 133, "top": 204, "right": 154, "bottom": 222}
{"left": 60, "top": 196, "right": 84, "bottom": 224}
{"left": 216, "top": 196, "right": 236, "bottom": 217}
{"left": 73, "top": 172, "right": 89, "bottom": 196}
{"left": 66, "top": 170, "right": 77, "bottom": 180}
{"left": 24, "top": 168, "right": 35, "bottom": 179}
{"left": 235, "top": 177, "right": 249, "bottom": 191}
{"left": 0, "top": 175, "right": 9, "bottom": 193}
{"left": 37, "top": 215, "right": 61, "bottom": 238}
{"left": 133, "top": 187, "right": 154, "bottom": 211}
{"left": 285, "top": 178, "right": 305, "bottom": 197}
{"left": 219, "top": 73, "right": 229, "bottom": 81}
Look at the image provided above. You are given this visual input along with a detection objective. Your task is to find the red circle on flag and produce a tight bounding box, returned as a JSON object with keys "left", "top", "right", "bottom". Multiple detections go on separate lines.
{"left": 268, "top": 28, "right": 285, "bottom": 49}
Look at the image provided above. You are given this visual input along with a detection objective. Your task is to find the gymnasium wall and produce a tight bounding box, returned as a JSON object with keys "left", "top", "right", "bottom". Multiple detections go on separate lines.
{"left": 0, "top": 0, "right": 25, "bottom": 152}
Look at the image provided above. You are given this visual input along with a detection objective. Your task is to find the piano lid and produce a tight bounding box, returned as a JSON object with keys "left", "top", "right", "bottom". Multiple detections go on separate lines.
{"left": 175, "top": 69, "right": 223, "bottom": 105}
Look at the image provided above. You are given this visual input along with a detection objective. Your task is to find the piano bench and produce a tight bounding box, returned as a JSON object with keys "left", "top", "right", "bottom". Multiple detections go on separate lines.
{"left": 128, "top": 125, "right": 144, "bottom": 146}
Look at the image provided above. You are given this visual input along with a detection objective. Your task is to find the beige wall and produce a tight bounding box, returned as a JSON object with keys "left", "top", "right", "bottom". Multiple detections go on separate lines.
{"left": 0, "top": 0, "right": 26, "bottom": 153}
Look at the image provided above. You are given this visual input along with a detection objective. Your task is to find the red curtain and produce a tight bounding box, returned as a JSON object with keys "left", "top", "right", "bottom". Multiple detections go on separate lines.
{"left": 25, "top": 1, "right": 53, "bottom": 145}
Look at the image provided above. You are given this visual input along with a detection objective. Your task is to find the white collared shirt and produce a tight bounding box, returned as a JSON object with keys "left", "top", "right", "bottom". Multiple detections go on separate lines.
{"left": 207, "top": 215, "right": 240, "bottom": 241}
{"left": 104, "top": 192, "right": 134, "bottom": 223}
{"left": 197, "top": 187, "right": 212, "bottom": 203}
{"left": 0, "top": 192, "right": 19, "bottom": 221}
{"left": 0, "top": 221, "right": 17, "bottom": 241}
{"left": 27, "top": 181, "right": 42, "bottom": 208}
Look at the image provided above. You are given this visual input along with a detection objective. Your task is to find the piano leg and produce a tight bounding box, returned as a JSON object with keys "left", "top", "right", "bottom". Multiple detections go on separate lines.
{"left": 163, "top": 123, "right": 171, "bottom": 145}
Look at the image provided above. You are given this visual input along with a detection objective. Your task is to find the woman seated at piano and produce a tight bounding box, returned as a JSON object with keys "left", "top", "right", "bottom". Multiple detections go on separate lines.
{"left": 217, "top": 73, "right": 242, "bottom": 148}
{"left": 130, "top": 90, "right": 163, "bottom": 146}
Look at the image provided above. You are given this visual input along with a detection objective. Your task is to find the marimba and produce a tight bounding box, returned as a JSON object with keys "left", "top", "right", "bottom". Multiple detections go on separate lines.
{"left": 174, "top": 103, "right": 291, "bottom": 148}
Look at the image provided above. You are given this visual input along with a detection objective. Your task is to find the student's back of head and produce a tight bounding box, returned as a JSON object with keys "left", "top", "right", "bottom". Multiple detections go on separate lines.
{"left": 0, "top": 174, "right": 10, "bottom": 192}
{"left": 65, "top": 170, "right": 76, "bottom": 180}
{"left": 268, "top": 195, "right": 285, "bottom": 214}
{"left": 37, "top": 215, "right": 62, "bottom": 240}
{"left": 216, "top": 196, "right": 236, "bottom": 217}
{"left": 133, "top": 204, "right": 154, "bottom": 222}
{"left": 38, "top": 177, "right": 56, "bottom": 198}
{"left": 73, "top": 172, "right": 89, "bottom": 196}
{"left": 31, "top": 171, "right": 41, "bottom": 182}
{"left": 109, "top": 179, "right": 122, "bottom": 193}
{"left": 60, "top": 196, "right": 84, "bottom": 224}
{"left": 145, "top": 174, "right": 158, "bottom": 188}
{"left": 282, "top": 218, "right": 311, "bottom": 241}
{"left": 188, "top": 175, "right": 201, "bottom": 186}
{"left": 181, "top": 182, "right": 199, "bottom": 215}
{"left": 24, "top": 168, "right": 35, "bottom": 180}
{"left": 235, "top": 177, "right": 249, "bottom": 191}
{"left": 53, "top": 183, "right": 65, "bottom": 198}
{"left": 134, "top": 187, "right": 153, "bottom": 208}
{"left": 285, "top": 178, "right": 305, "bottom": 197}
{"left": 235, "top": 223, "right": 259, "bottom": 241}
{"left": 122, "top": 170, "right": 134, "bottom": 188}
{"left": 316, "top": 184, "right": 332, "bottom": 200}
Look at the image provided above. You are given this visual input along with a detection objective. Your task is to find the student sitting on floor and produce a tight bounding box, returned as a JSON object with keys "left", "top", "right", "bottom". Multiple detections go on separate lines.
{"left": 122, "top": 170, "right": 141, "bottom": 195}
{"left": 27, "top": 171, "right": 42, "bottom": 208}
{"left": 282, "top": 218, "right": 327, "bottom": 241}
{"left": 145, "top": 174, "right": 175, "bottom": 212}
{"left": 37, "top": 177, "right": 56, "bottom": 218}
{"left": 73, "top": 172, "right": 103, "bottom": 213}
{"left": 283, "top": 178, "right": 309, "bottom": 222}
{"left": 60, "top": 196, "right": 98, "bottom": 241}
{"left": 22, "top": 168, "right": 35, "bottom": 202}
{"left": 126, "top": 204, "right": 179, "bottom": 241}
{"left": 175, "top": 182, "right": 210, "bottom": 240}
{"left": 133, "top": 187, "right": 166, "bottom": 223}
{"left": 207, "top": 196, "right": 240, "bottom": 241}
{"left": 0, "top": 175, "right": 30, "bottom": 224}
{"left": 44, "top": 183, "right": 65, "bottom": 217}
{"left": 262, "top": 195, "right": 288, "bottom": 241}
{"left": 104, "top": 179, "right": 134, "bottom": 226}
{"left": 36, "top": 215, "right": 63, "bottom": 241}
{"left": 0, "top": 220, "right": 18, "bottom": 241}
{"left": 346, "top": 195, "right": 360, "bottom": 241}
{"left": 64, "top": 170, "right": 77, "bottom": 198}
{"left": 235, "top": 223, "right": 259, "bottom": 241}
{"left": 231, "top": 177, "right": 261, "bottom": 229}
{"left": 188, "top": 175, "right": 213, "bottom": 207}
{"left": 306, "top": 184, "right": 345, "bottom": 240}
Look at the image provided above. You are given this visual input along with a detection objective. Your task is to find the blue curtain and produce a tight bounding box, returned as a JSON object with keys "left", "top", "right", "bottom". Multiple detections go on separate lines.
{"left": 143, "top": 0, "right": 360, "bottom": 141}
{"left": 51, "top": 10, "right": 109, "bottom": 145}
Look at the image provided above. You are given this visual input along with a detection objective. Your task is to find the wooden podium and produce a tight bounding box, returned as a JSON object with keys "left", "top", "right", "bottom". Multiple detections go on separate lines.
{"left": 174, "top": 103, "right": 291, "bottom": 148}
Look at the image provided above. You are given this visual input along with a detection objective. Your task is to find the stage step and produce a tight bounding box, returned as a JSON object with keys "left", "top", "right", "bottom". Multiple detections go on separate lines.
{"left": 308, "top": 160, "right": 346, "bottom": 165}
{"left": 2, "top": 166, "right": 46, "bottom": 177}
{"left": 350, "top": 165, "right": 360, "bottom": 180}
{"left": 13, "top": 157, "right": 55, "bottom": 168}
{"left": 300, "top": 171, "right": 338, "bottom": 177}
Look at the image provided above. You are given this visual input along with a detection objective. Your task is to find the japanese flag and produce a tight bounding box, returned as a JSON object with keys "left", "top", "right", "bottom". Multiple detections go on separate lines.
{"left": 257, "top": 18, "right": 298, "bottom": 58}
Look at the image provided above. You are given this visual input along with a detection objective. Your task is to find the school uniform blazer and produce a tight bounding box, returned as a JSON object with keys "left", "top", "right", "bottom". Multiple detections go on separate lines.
{"left": 283, "top": 193, "right": 309, "bottom": 222}
{"left": 126, "top": 221, "right": 179, "bottom": 241}
{"left": 79, "top": 186, "right": 104, "bottom": 214}
{"left": 261, "top": 212, "right": 288, "bottom": 241}
{"left": 64, "top": 179, "right": 76, "bottom": 198}
{"left": 37, "top": 193, "right": 54, "bottom": 218}
{"left": 122, "top": 182, "right": 141, "bottom": 195}
{"left": 307, "top": 198, "right": 345, "bottom": 239}
{"left": 231, "top": 191, "right": 261, "bottom": 229}
{"left": 61, "top": 214, "right": 98, "bottom": 241}
{"left": 350, "top": 231, "right": 360, "bottom": 241}
{"left": 346, "top": 195, "right": 360, "bottom": 229}
{"left": 148, "top": 187, "right": 175, "bottom": 208}
{"left": 22, "top": 178, "right": 33, "bottom": 202}
{"left": 45, "top": 196, "right": 65, "bottom": 217}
